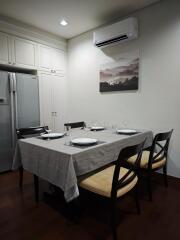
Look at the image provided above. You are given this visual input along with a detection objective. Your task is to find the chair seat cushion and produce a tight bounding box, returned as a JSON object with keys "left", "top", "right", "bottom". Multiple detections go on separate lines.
{"left": 127, "top": 150, "right": 166, "bottom": 169}
{"left": 79, "top": 166, "right": 138, "bottom": 198}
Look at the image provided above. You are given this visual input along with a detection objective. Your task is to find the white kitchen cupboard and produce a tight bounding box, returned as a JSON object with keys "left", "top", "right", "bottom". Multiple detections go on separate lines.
{"left": 38, "top": 44, "right": 66, "bottom": 74}
{"left": 38, "top": 45, "right": 51, "bottom": 71}
{"left": 39, "top": 71, "right": 66, "bottom": 132}
{"left": 0, "top": 32, "right": 11, "bottom": 65}
{"left": 0, "top": 32, "right": 38, "bottom": 69}
{"left": 0, "top": 31, "right": 66, "bottom": 72}
{"left": 51, "top": 47, "right": 66, "bottom": 73}
{"left": 12, "top": 37, "right": 37, "bottom": 69}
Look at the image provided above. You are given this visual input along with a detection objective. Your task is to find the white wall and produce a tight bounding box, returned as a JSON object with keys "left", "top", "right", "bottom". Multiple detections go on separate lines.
{"left": 67, "top": 0, "right": 180, "bottom": 178}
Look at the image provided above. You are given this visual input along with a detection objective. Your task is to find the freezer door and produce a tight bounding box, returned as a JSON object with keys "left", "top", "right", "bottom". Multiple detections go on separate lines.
{"left": 15, "top": 73, "right": 40, "bottom": 129}
{"left": 0, "top": 71, "right": 14, "bottom": 172}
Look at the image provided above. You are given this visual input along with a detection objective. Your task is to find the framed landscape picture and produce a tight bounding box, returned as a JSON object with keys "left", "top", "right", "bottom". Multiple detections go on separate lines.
{"left": 99, "top": 52, "right": 139, "bottom": 92}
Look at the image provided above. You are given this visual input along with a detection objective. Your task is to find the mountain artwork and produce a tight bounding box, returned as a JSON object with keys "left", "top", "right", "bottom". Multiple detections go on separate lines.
{"left": 100, "top": 55, "right": 139, "bottom": 92}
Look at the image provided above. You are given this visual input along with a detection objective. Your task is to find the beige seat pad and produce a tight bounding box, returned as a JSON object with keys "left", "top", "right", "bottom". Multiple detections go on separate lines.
{"left": 79, "top": 166, "right": 138, "bottom": 198}
{"left": 127, "top": 150, "right": 166, "bottom": 169}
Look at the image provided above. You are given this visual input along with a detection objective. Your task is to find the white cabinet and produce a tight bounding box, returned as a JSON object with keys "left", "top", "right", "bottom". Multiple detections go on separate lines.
{"left": 51, "top": 47, "right": 66, "bottom": 73}
{"left": 52, "top": 73, "right": 66, "bottom": 132}
{"left": 38, "top": 44, "right": 66, "bottom": 74}
{"left": 12, "top": 37, "right": 37, "bottom": 69}
{"left": 39, "top": 71, "right": 66, "bottom": 132}
{"left": 0, "top": 31, "right": 66, "bottom": 73}
{"left": 39, "top": 72, "right": 53, "bottom": 130}
{"left": 0, "top": 32, "right": 11, "bottom": 65}
{"left": 38, "top": 45, "right": 51, "bottom": 71}
{"left": 0, "top": 32, "right": 38, "bottom": 69}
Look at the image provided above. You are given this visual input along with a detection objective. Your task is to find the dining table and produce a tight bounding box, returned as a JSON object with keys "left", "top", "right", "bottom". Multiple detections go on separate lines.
{"left": 12, "top": 128, "right": 153, "bottom": 202}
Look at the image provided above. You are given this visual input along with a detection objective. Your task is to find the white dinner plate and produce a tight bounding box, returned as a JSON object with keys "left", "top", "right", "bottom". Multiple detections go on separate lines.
{"left": 116, "top": 129, "right": 137, "bottom": 134}
{"left": 91, "top": 126, "right": 105, "bottom": 131}
{"left": 41, "top": 133, "right": 65, "bottom": 139}
{"left": 71, "top": 138, "right": 98, "bottom": 146}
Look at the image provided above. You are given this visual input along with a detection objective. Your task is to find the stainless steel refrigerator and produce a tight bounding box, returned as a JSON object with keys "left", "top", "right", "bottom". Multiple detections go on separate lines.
{"left": 0, "top": 71, "right": 40, "bottom": 172}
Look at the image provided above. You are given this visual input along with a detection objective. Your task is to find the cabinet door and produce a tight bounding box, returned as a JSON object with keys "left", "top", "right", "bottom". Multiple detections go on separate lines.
{"left": 39, "top": 72, "right": 66, "bottom": 132}
{"left": 39, "top": 72, "right": 54, "bottom": 130}
{"left": 12, "top": 37, "right": 37, "bottom": 68}
{"left": 52, "top": 74, "right": 66, "bottom": 132}
{"left": 38, "top": 45, "right": 52, "bottom": 71}
{"left": 51, "top": 48, "right": 66, "bottom": 74}
{"left": 0, "top": 32, "right": 10, "bottom": 64}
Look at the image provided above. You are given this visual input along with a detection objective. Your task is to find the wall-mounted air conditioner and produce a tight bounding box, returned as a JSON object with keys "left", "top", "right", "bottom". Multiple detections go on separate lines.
{"left": 93, "top": 17, "right": 138, "bottom": 48}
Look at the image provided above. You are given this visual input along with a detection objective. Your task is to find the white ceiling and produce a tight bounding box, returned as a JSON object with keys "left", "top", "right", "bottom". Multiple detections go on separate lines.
{"left": 0, "top": 0, "right": 160, "bottom": 39}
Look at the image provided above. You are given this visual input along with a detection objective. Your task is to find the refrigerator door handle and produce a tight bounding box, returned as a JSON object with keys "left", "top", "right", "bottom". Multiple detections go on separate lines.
{"left": 13, "top": 74, "right": 19, "bottom": 129}
{"left": 8, "top": 73, "right": 14, "bottom": 93}
{"left": 12, "top": 73, "right": 17, "bottom": 93}
{"left": 8, "top": 73, "right": 16, "bottom": 150}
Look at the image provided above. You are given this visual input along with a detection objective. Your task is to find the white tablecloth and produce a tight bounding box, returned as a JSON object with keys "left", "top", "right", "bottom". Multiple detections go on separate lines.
{"left": 12, "top": 129, "right": 153, "bottom": 202}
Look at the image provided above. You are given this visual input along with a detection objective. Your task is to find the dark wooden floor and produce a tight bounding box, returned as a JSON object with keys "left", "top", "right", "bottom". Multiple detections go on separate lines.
{"left": 0, "top": 171, "right": 180, "bottom": 240}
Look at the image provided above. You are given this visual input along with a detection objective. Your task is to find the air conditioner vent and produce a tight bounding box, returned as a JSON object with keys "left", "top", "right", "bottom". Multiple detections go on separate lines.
{"left": 95, "top": 35, "right": 128, "bottom": 47}
{"left": 93, "top": 17, "right": 138, "bottom": 48}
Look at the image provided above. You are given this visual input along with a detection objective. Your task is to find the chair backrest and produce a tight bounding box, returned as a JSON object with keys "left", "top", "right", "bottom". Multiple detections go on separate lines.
{"left": 111, "top": 140, "right": 145, "bottom": 199}
{"left": 148, "top": 129, "right": 173, "bottom": 168}
{"left": 64, "top": 121, "right": 86, "bottom": 130}
{"left": 16, "top": 126, "right": 48, "bottom": 139}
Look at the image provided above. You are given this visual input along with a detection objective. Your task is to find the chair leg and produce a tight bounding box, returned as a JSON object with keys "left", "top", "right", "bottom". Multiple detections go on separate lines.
{"left": 34, "top": 175, "right": 39, "bottom": 203}
{"left": 147, "top": 171, "right": 152, "bottom": 201}
{"left": 163, "top": 164, "right": 168, "bottom": 188}
{"left": 111, "top": 200, "right": 117, "bottom": 240}
{"left": 19, "top": 167, "right": 23, "bottom": 188}
{"left": 134, "top": 184, "right": 141, "bottom": 214}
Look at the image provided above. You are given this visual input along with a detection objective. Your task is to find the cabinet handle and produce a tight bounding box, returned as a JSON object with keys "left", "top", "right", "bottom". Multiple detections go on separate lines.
{"left": 52, "top": 112, "right": 57, "bottom": 116}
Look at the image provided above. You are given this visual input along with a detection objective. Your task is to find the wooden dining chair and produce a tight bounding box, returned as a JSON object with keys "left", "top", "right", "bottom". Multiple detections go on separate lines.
{"left": 16, "top": 126, "right": 48, "bottom": 200}
{"left": 79, "top": 141, "right": 145, "bottom": 240}
{"left": 127, "top": 130, "right": 173, "bottom": 201}
{"left": 64, "top": 121, "right": 86, "bottom": 131}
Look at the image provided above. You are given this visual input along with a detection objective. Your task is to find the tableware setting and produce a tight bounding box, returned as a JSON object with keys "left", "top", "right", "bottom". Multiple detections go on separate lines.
{"left": 116, "top": 129, "right": 138, "bottom": 135}
{"left": 71, "top": 137, "right": 98, "bottom": 146}
{"left": 90, "top": 126, "right": 105, "bottom": 131}
{"left": 85, "top": 120, "right": 105, "bottom": 131}
{"left": 41, "top": 132, "right": 65, "bottom": 139}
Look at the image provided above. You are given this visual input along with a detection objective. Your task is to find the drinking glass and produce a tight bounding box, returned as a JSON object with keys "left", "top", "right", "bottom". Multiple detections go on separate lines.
{"left": 111, "top": 123, "right": 118, "bottom": 133}
{"left": 121, "top": 120, "right": 129, "bottom": 129}
{"left": 45, "top": 129, "right": 52, "bottom": 141}
{"left": 65, "top": 126, "right": 72, "bottom": 145}
{"left": 104, "top": 122, "right": 111, "bottom": 130}
{"left": 85, "top": 120, "right": 92, "bottom": 129}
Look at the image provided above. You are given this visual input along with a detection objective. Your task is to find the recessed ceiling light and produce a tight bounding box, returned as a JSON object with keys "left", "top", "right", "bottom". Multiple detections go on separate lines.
{"left": 60, "top": 19, "right": 68, "bottom": 26}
